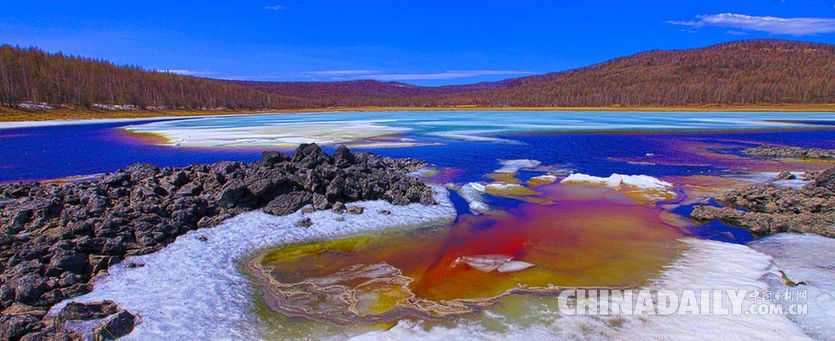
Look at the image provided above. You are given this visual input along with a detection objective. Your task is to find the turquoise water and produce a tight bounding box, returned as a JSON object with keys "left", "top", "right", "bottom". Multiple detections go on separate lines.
{"left": 124, "top": 111, "right": 835, "bottom": 146}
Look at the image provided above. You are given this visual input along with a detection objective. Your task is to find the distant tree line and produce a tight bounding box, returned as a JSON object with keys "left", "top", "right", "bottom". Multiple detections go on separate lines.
{"left": 1, "top": 40, "right": 832, "bottom": 111}
{"left": 430, "top": 40, "right": 835, "bottom": 107}
{"left": 0, "top": 45, "right": 296, "bottom": 109}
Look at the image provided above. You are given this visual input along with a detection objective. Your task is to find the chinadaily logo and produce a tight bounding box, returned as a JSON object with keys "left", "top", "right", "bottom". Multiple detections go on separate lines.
{"left": 556, "top": 289, "right": 808, "bottom": 316}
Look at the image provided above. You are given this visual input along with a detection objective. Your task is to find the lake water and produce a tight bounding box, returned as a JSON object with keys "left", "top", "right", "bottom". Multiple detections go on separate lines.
{"left": 3, "top": 111, "right": 834, "bottom": 339}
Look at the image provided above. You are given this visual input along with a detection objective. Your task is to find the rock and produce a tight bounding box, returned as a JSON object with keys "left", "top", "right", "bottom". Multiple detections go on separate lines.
{"left": 291, "top": 143, "right": 331, "bottom": 167}
{"left": 57, "top": 300, "right": 118, "bottom": 321}
{"left": 126, "top": 163, "right": 160, "bottom": 180}
{"left": 691, "top": 166, "right": 835, "bottom": 237}
{"left": 332, "top": 145, "right": 356, "bottom": 168}
{"left": 743, "top": 144, "right": 834, "bottom": 159}
{"left": 0, "top": 145, "right": 437, "bottom": 340}
{"left": 378, "top": 209, "right": 392, "bottom": 216}
{"left": 295, "top": 217, "right": 313, "bottom": 228}
{"left": 332, "top": 202, "right": 346, "bottom": 214}
{"left": 0, "top": 314, "right": 40, "bottom": 340}
{"left": 48, "top": 250, "right": 88, "bottom": 274}
{"left": 102, "top": 172, "right": 130, "bottom": 188}
{"left": 218, "top": 179, "right": 249, "bottom": 208}
{"left": 19, "top": 328, "right": 78, "bottom": 341}
{"left": 774, "top": 171, "right": 796, "bottom": 180}
{"left": 10, "top": 274, "right": 47, "bottom": 305}
{"left": 813, "top": 167, "right": 835, "bottom": 192}
{"left": 92, "top": 310, "right": 135, "bottom": 340}
{"left": 263, "top": 192, "right": 311, "bottom": 216}
{"left": 347, "top": 206, "right": 365, "bottom": 215}
{"left": 261, "top": 151, "right": 285, "bottom": 164}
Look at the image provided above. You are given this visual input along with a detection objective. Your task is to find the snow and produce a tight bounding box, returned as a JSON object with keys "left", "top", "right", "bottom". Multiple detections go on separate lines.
{"left": 749, "top": 233, "right": 835, "bottom": 340}
{"left": 495, "top": 159, "right": 542, "bottom": 173}
{"left": 353, "top": 239, "right": 811, "bottom": 341}
{"left": 49, "top": 186, "right": 456, "bottom": 340}
{"left": 457, "top": 182, "right": 489, "bottom": 214}
{"left": 125, "top": 120, "right": 410, "bottom": 148}
{"left": 561, "top": 173, "right": 673, "bottom": 191}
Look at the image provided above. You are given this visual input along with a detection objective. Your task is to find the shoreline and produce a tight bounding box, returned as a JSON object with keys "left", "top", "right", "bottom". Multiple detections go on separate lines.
{"left": 49, "top": 186, "right": 457, "bottom": 339}
{"left": 1, "top": 104, "right": 834, "bottom": 125}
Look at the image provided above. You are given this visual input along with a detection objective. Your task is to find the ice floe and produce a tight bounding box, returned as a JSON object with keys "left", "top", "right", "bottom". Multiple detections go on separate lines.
{"left": 562, "top": 173, "right": 672, "bottom": 191}
{"left": 456, "top": 182, "right": 489, "bottom": 214}
{"left": 49, "top": 186, "right": 456, "bottom": 340}
{"left": 561, "top": 173, "right": 676, "bottom": 202}
{"left": 452, "top": 255, "right": 535, "bottom": 273}
{"left": 495, "top": 159, "right": 542, "bottom": 173}
{"left": 497, "top": 261, "right": 535, "bottom": 273}
{"left": 124, "top": 119, "right": 410, "bottom": 148}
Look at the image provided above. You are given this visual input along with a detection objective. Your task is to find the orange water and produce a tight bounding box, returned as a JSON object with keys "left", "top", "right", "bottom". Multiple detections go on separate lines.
{"left": 259, "top": 183, "right": 684, "bottom": 315}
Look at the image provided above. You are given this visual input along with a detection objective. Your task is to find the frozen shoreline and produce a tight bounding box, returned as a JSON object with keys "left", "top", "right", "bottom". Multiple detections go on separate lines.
{"left": 354, "top": 237, "right": 814, "bottom": 340}
{"left": 48, "top": 186, "right": 456, "bottom": 340}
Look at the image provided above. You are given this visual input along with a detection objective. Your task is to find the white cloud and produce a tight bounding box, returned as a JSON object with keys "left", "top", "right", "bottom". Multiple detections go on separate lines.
{"left": 159, "top": 69, "right": 212, "bottom": 76}
{"left": 304, "top": 70, "right": 380, "bottom": 76}
{"left": 300, "top": 70, "right": 531, "bottom": 81}
{"left": 263, "top": 5, "right": 285, "bottom": 10}
{"left": 368, "top": 70, "right": 532, "bottom": 81}
{"left": 221, "top": 70, "right": 532, "bottom": 82}
{"left": 667, "top": 13, "right": 835, "bottom": 36}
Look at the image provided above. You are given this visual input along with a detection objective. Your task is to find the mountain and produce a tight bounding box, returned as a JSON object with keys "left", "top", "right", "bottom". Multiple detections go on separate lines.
{"left": 435, "top": 40, "right": 835, "bottom": 107}
{"left": 225, "top": 80, "right": 507, "bottom": 107}
{"left": 1, "top": 40, "right": 832, "bottom": 111}
{"left": 235, "top": 40, "right": 833, "bottom": 107}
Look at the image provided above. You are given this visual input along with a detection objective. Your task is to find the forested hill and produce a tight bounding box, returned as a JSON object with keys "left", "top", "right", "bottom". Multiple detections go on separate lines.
{"left": 1, "top": 40, "right": 833, "bottom": 111}
{"left": 0, "top": 46, "right": 299, "bottom": 109}
{"left": 433, "top": 40, "right": 835, "bottom": 107}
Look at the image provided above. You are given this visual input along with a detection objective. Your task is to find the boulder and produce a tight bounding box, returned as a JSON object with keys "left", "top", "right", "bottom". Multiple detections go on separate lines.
{"left": 263, "top": 192, "right": 311, "bottom": 216}
{"left": 92, "top": 310, "right": 135, "bottom": 340}
{"left": 57, "top": 300, "right": 118, "bottom": 321}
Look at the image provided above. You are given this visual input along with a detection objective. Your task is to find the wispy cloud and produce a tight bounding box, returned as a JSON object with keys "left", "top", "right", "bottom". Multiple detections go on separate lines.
{"left": 301, "top": 69, "right": 532, "bottom": 81}
{"left": 370, "top": 70, "right": 532, "bottom": 81}
{"left": 220, "top": 70, "right": 533, "bottom": 82}
{"left": 263, "top": 5, "right": 285, "bottom": 11}
{"left": 159, "top": 69, "right": 213, "bottom": 76}
{"left": 304, "top": 70, "right": 379, "bottom": 76}
{"left": 667, "top": 13, "right": 835, "bottom": 36}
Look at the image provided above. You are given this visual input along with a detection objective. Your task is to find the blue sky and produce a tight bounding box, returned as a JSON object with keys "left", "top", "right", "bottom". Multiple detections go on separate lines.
{"left": 1, "top": 1, "right": 834, "bottom": 86}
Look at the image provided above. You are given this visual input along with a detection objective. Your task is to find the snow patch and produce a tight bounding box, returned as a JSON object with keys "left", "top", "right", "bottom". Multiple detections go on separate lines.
{"left": 49, "top": 187, "right": 456, "bottom": 340}
{"left": 353, "top": 239, "right": 810, "bottom": 341}
{"left": 749, "top": 233, "right": 835, "bottom": 340}
{"left": 125, "top": 120, "right": 410, "bottom": 148}
{"left": 495, "top": 159, "right": 542, "bottom": 173}
{"left": 457, "top": 182, "right": 489, "bottom": 214}
{"left": 562, "top": 173, "right": 672, "bottom": 191}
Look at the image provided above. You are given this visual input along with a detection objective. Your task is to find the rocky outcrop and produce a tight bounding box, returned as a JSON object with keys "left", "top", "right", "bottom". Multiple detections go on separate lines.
{"left": 691, "top": 168, "right": 835, "bottom": 237}
{"left": 742, "top": 144, "right": 834, "bottom": 159}
{"left": 0, "top": 144, "right": 434, "bottom": 340}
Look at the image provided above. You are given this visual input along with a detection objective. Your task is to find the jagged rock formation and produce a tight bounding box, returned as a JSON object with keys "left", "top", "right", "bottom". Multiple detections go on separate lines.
{"left": 691, "top": 168, "right": 835, "bottom": 237}
{"left": 743, "top": 144, "right": 834, "bottom": 159}
{"left": 0, "top": 144, "right": 434, "bottom": 340}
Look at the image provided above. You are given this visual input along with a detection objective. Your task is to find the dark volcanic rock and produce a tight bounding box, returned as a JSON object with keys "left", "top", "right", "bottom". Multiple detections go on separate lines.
{"left": 57, "top": 300, "right": 118, "bottom": 321}
{"left": 294, "top": 217, "right": 313, "bottom": 228}
{"left": 743, "top": 144, "right": 834, "bottom": 159}
{"left": 92, "top": 310, "right": 135, "bottom": 340}
{"left": 691, "top": 166, "right": 835, "bottom": 237}
{"left": 0, "top": 144, "right": 434, "bottom": 340}
{"left": 264, "top": 192, "right": 312, "bottom": 216}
